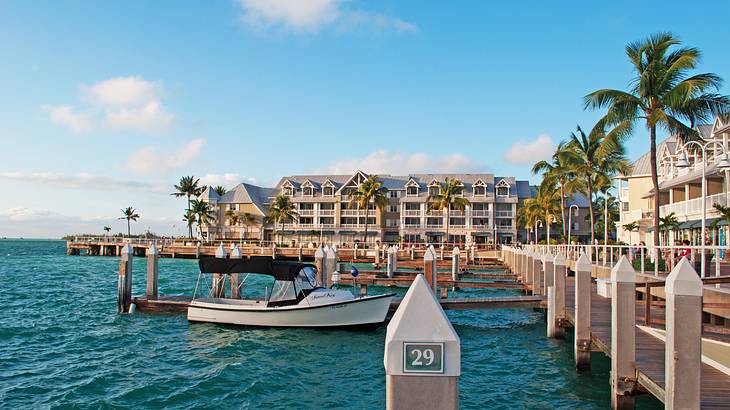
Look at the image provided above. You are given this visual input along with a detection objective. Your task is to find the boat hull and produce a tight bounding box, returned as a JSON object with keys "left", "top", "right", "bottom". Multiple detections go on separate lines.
{"left": 187, "top": 294, "right": 394, "bottom": 328}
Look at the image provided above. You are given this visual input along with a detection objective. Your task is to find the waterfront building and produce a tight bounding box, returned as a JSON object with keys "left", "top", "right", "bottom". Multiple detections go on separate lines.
{"left": 616, "top": 116, "right": 730, "bottom": 246}
{"left": 199, "top": 171, "right": 534, "bottom": 246}
{"left": 197, "top": 182, "right": 274, "bottom": 241}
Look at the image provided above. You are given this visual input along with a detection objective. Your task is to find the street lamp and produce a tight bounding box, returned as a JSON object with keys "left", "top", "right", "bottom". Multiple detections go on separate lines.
{"left": 676, "top": 141, "right": 730, "bottom": 277}
{"left": 568, "top": 204, "right": 579, "bottom": 245}
{"left": 535, "top": 219, "right": 543, "bottom": 244}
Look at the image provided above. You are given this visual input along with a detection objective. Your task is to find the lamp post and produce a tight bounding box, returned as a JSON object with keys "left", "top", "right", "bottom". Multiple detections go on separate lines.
{"left": 568, "top": 205, "right": 579, "bottom": 245}
{"left": 676, "top": 141, "right": 730, "bottom": 277}
{"left": 535, "top": 219, "right": 543, "bottom": 245}
{"left": 603, "top": 191, "right": 610, "bottom": 266}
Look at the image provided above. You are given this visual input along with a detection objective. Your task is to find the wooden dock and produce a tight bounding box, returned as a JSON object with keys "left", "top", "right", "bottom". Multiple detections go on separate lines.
{"left": 564, "top": 276, "right": 730, "bottom": 408}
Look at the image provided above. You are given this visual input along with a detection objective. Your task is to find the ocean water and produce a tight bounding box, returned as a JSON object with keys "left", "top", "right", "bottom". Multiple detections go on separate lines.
{"left": 0, "top": 240, "right": 662, "bottom": 409}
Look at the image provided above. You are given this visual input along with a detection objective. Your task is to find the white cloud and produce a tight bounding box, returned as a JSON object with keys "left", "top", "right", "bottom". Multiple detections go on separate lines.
{"left": 236, "top": 0, "right": 417, "bottom": 33}
{"left": 502, "top": 134, "right": 557, "bottom": 166}
{"left": 46, "top": 105, "right": 93, "bottom": 133}
{"left": 86, "top": 76, "right": 161, "bottom": 107}
{"left": 312, "top": 150, "right": 484, "bottom": 175}
{"left": 0, "top": 171, "right": 169, "bottom": 193}
{"left": 45, "top": 76, "right": 174, "bottom": 134}
{"left": 199, "top": 173, "right": 258, "bottom": 188}
{"left": 127, "top": 138, "right": 205, "bottom": 175}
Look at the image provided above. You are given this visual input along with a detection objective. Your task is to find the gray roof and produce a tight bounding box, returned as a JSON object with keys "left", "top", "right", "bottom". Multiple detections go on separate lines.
{"left": 566, "top": 192, "right": 590, "bottom": 207}
{"left": 217, "top": 182, "right": 275, "bottom": 214}
{"left": 698, "top": 124, "right": 714, "bottom": 140}
{"left": 628, "top": 134, "right": 679, "bottom": 177}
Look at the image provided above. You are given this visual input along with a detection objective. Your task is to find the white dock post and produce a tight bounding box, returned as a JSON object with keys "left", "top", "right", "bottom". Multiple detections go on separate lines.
{"left": 393, "top": 245, "right": 399, "bottom": 272}
{"left": 610, "top": 256, "right": 636, "bottom": 409}
{"left": 451, "top": 247, "right": 460, "bottom": 282}
{"left": 411, "top": 245, "right": 415, "bottom": 261}
{"left": 551, "top": 252, "right": 566, "bottom": 339}
{"left": 298, "top": 244, "right": 303, "bottom": 262}
{"left": 575, "top": 253, "right": 592, "bottom": 370}
{"left": 271, "top": 242, "right": 277, "bottom": 259}
{"left": 354, "top": 243, "right": 359, "bottom": 259}
{"left": 542, "top": 251, "right": 554, "bottom": 292}
{"left": 229, "top": 245, "right": 243, "bottom": 299}
{"left": 213, "top": 244, "right": 227, "bottom": 298}
{"left": 532, "top": 251, "right": 542, "bottom": 295}
{"left": 387, "top": 246, "right": 395, "bottom": 279}
{"left": 665, "top": 258, "right": 702, "bottom": 410}
{"left": 515, "top": 249, "right": 522, "bottom": 279}
{"left": 117, "top": 243, "right": 134, "bottom": 313}
{"left": 385, "top": 274, "right": 460, "bottom": 410}
{"left": 439, "top": 245, "right": 444, "bottom": 261}
{"left": 469, "top": 245, "right": 475, "bottom": 264}
{"left": 324, "top": 245, "right": 336, "bottom": 288}
{"left": 146, "top": 243, "right": 159, "bottom": 300}
{"left": 314, "top": 246, "right": 325, "bottom": 286}
{"left": 525, "top": 251, "right": 534, "bottom": 294}
{"left": 424, "top": 247, "right": 437, "bottom": 293}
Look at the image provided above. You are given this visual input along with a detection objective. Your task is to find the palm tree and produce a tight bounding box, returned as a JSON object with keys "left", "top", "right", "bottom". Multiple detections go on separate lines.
{"left": 349, "top": 175, "right": 389, "bottom": 246}
{"left": 623, "top": 222, "right": 639, "bottom": 245}
{"left": 183, "top": 210, "right": 196, "bottom": 240}
{"left": 172, "top": 176, "right": 202, "bottom": 239}
{"left": 190, "top": 199, "right": 216, "bottom": 241}
{"left": 659, "top": 212, "right": 680, "bottom": 246}
{"left": 532, "top": 142, "right": 578, "bottom": 242}
{"left": 103, "top": 226, "right": 111, "bottom": 236}
{"left": 712, "top": 204, "right": 730, "bottom": 257}
{"left": 518, "top": 198, "right": 541, "bottom": 243}
{"left": 213, "top": 185, "right": 227, "bottom": 196}
{"left": 118, "top": 207, "right": 140, "bottom": 237}
{"left": 240, "top": 212, "right": 259, "bottom": 240}
{"left": 268, "top": 195, "right": 298, "bottom": 245}
{"left": 590, "top": 194, "right": 620, "bottom": 242}
{"left": 427, "top": 177, "right": 471, "bottom": 245}
{"left": 562, "top": 124, "right": 630, "bottom": 243}
{"left": 585, "top": 32, "right": 730, "bottom": 247}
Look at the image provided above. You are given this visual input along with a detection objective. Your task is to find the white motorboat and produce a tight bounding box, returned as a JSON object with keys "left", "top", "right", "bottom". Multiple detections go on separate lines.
{"left": 187, "top": 257, "right": 395, "bottom": 329}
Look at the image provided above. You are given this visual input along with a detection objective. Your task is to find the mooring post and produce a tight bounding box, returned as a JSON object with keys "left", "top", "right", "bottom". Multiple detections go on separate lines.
{"left": 424, "top": 247, "right": 437, "bottom": 293}
{"left": 393, "top": 245, "right": 399, "bottom": 272}
{"left": 525, "top": 251, "right": 534, "bottom": 294}
{"left": 146, "top": 243, "right": 159, "bottom": 300}
{"left": 117, "top": 243, "right": 134, "bottom": 313}
{"left": 411, "top": 245, "right": 415, "bottom": 260}
{"left": 229, "top": 245, "right": 243, "bottom": 299}
{"left": 385, "top": 274, "right": 460, "bottom": 410}
{"left": 298, "top": 244, "right": 303, "bottom": 262}
{"left": 514, "top": 249, "right": 521, "bottom": 278}
{"left": 314, "top": 245, "right": 325, "bottom": 285}
{"left": 665, "top": 258, "right": 702, "bottom": 410}
{"left": 551, "top": 252, "right": 566, "bottom": 339}
{"left": 324, "top": 245, "right": 336, "bottom": 288}
{"left": 271, "top": 242, "right": 277, "bottom": 259}
{"left": 610, "top": 256, "right": 636, "bottom": 409}
{"left": 451, "top": 247, "right": 460, "bottom": 282}
{"left": 542, "top": 251, "right": 554, "bottom": 292}
{"left": 440, "top": 245, "right": 444, "bottom": 261}
{"left": 575, "top": 253, "right": 592, "bottom": 370}
{"left": 212, "top": 244, "right": 227, "bottom": 297}
{"left": 375, "top": 243, "right": 381, "bottom": 266}
{"left": 354, "top": 243, "right": 359, "bottom": 259}
{"left": 469, "top": 245, "right": 475, "bottom": 265}
{"left": 387, "top": 246, "right": 395, "bottom": 278}
{"left": 532, "top": 251, "right": 542, "bottom": 296}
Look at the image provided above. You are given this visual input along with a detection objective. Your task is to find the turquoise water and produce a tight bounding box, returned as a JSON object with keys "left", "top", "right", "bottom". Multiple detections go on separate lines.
{"left": 0, "top": 240, "right": 662, "bottom": 409}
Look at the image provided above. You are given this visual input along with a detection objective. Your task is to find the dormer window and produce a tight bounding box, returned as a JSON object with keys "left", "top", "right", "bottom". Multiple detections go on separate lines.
{"left": 473, "top": 179, "right": 486, "bottom": 196}
{"left": 428, "top": 186, "right": 440, "bottom": 196}
{"left": 407, "top": 186, "right": 419, "bottom": 196}
{"left": 496, "top": 180, "right": 510, "bottom": 197}
{"left": 323, "top": 186, "right": 333, "bottom": 196}
{"left": 303, "top": 187, "right": 313, "bottom": 196}
{"left": 284, "top": 187, "right": 294, "bottom": 196}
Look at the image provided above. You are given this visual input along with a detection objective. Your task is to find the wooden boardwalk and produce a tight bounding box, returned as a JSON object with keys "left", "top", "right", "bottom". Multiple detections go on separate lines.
{"left": 564, "top": 276, "right": 730, "bottom": 408}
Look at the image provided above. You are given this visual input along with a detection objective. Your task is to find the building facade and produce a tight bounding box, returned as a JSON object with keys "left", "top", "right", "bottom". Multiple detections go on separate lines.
{"left": 616, "top": 116, "right": 730, "bottom": 246}
{"left": 199, "top": 171, "right": 534, "bottom": 246}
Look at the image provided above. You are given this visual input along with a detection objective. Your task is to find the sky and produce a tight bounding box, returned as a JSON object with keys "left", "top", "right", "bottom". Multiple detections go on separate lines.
{"left": 1, "top": 0, "right": 729, "bottom": 238}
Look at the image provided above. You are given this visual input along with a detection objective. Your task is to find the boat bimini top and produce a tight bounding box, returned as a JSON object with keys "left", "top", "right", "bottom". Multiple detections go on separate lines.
{"left": 197, "top": 257, "right": 322, "bottom": 307}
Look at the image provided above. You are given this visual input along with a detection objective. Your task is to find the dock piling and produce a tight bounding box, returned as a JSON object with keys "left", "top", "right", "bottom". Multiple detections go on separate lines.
{"left": 230, "top": 245, "right": 243, "bottom": 299}
{"left": 213, "top": 245, "right": 227, "bottom": 297}
{"left": 117, "top": 243, "right": 133, "bottom": 313}
{"left": 532, "top": 252, "right": 542, "bottom": 295}
{"left": 146, "top": 243, "right": 159, "bottom": 300}
{"left": 574, "top": 253, "right": 592, "bottom": 370}
{"left": 610, "top": 256, "right": 636, "bottom": 409}
{"left": 542, "top": 251, "right": 554, "bottom": 292}
{"left": 424, "top": 247, "right": 437, "bottom": 293}
{"left": 550, "top": 252, "right": 566, "bottom": 338}
{"left": 385, "top": 275, "right": 460, "bottom": 410}
{"left": 325, "top": 245, "right": 336, "bottom": 288}
{"left": 451, "top": 247, "right": 460, "bottom": 282}
{"left": 665, "top": 258, "right": 702, "bottom": 410}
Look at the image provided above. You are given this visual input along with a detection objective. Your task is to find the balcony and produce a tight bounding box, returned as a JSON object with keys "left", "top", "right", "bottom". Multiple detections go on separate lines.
{"left": 471, "top": 210, "right": 489, "bottom": 217}
{"left": 298, "top": 210, "right": 315, "bottom": 217}
{"left": 620, "top": 208, "right": 652, "bottom": 223}
{"left": 403, "top": 210, "right": 422, "bottom": 217}
{"left": 659, "top": 192, "right": 728, "bottom": 218}
{"left": 425, "top": 224, "right": 443, "bottom": 229}
{"left": 341, "top": 209, "right": 376, "bottom": 217}
{"left": 494, "top": 211, "right": 513, "bottom": 218}
{"left": 319, "top": 223, "right": 335, "bottom": 228}
{"left": 319, "top": 210, "right": 335, "bottom": 216}
{"left": 425, "top": 210, "right": 441, "bottom": 217}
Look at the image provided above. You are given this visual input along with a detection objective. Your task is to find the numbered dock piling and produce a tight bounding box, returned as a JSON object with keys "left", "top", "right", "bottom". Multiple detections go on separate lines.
{"left": 146, "top": 243, "right": 159, "bottom": 300}
{"left": 574, "top": 253, "right": 592, "bottom": 370}
{"left": 230, "top": 245, "right": 243, "bottom": 299}
{"left": 117, "top": 243, "right": 133, "bottom": 313}
{"left": 610, "top": 256, "right": 636, "bottom": 409}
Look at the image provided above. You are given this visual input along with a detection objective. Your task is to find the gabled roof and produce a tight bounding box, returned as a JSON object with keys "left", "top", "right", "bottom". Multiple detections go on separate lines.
{"left": 218, "top": 183, "right": 274, "bottom": 215}
{"left": 335, "top": 170, "right": 370, "bottom": 194}
{"left": 197, "top": 186, "right": 220, "bottom": 201}
{"left": 405, "top": 177, "right": 421, "bottom": 188}
{"left": 301, "top": 179, "right": 320, "bottom": 189}
{"left": 496, "top": 178, "right": 511, "bottom": 187}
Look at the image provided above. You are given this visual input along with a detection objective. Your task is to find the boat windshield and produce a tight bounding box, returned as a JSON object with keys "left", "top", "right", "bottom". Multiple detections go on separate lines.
{"left": 269, "top": 280, "right": 295, "bottom": 303}
{"left": 295, "top": 266, "right": 319, "bottom": 290}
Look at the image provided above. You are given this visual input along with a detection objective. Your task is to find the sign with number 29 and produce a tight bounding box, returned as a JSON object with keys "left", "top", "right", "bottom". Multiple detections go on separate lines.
{"left": 403, "top": 342, "right": 444, "bottom": 374}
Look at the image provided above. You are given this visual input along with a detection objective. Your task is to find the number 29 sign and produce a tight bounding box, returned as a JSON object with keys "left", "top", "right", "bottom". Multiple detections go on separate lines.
{"left": 403, "top": 342, "right": 444, "bottom": 374}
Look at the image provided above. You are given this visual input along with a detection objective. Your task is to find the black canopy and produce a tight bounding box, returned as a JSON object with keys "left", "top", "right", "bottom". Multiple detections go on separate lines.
{"left": 198, "top": 257, "right": 315, "bottom": 281}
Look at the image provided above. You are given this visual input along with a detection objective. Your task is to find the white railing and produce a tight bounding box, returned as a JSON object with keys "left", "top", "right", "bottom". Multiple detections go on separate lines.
{"left": 298, "top": 209, "right": 315, "bottom": 216}
{"left": 494, "top": 211, "right": 513, "bottom": 218}
{"left": 659, "top": 192, "right": 728, "bottom": 217}
{"left": 341, "top": 210, "right": 376, "bottom": 217}
{"left": 425, "top": 210, "right": 441, "bottom": 217}
{"left": 403, "top": 210, "right": 422, "bottom": 216}
{"left": 319, "top": 223, "right": 335, "bottom": 228}
{"left": 425, "top": 224, "right": 443, "bottom": 229}
{"left": 319, "top": 210, "right": 335, "bottom": 216}
{"left": 471, "top": 210, "right": 489, "bottom": 217}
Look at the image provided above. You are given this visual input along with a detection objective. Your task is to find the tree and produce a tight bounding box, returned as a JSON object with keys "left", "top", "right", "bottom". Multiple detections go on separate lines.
{"left": 532, "top": 142, "right": 579, "bottom": 242}
{"left": 521, "top": 180, "right": 561, "bottom": 243}
{"left": 349, "top": 175, "right": 389, "bottom": 246}
{"left": 190, "top": 199, "right": 216, "bottom": 241}
{"left": 118, "top": 207, "right": 140, "bottom": 237}
{"left": 623, "top": 222, "right": 639, "bottom": 246}
{"left": 103, "top": 226, "right": 111, "bottom": 237}
{"left": 563, "top": 124, "right": 630, "bottom": 243}
{"left": 427, "top": 177, "right": 471, "bottom": 245}
{"left": 518, "top": 198, "right": 541, "bottom": 243}
{"left": 240, "top": 212, "right": 259, "bottom": 240}
{"left": 268, "top": 195, "right": 298, "bottom": 245}
{"left": 589, "top": 194, "right": 620, "bottom": 241}
{"left": 659, "top": 212, "right": 680, "bottom": 246}
{"left": 183, "top": 210, "right": 196, "bottom": 240}
{"left": 172, "top": 176, "right": 203, "bottom": 239}
{"left": 213, "top": 185, "right": 227, "bottom": 196}
{"left": 585, "top": 32, "right": 730, "bottom": 247}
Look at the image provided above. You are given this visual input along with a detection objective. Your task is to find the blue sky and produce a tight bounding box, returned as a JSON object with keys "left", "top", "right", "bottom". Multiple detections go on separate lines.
{"left": 1, "top": 0, "right": 729, "bottom": 237}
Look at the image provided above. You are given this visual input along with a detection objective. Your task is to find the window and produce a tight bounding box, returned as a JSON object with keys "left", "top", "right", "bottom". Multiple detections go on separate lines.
{"left": 323, "top": 187, "right": 333, "bottom": 196}
{"left": 573, "top": 222, "right": 579, "bottom": 230}
{"left": 388, "top": 205, "right": 399, "bottom": 213}
{"left": 386, "top": 219, "right": 400, "bottom": 227}
{"left": 284, "top": 187, "right": 294, "bottom": 196}
{"left": 429, "top": 187, "right": 440, "bottom": 196}
{"left": 389, "top": 191, "right": 400, "bottom": 198}
{"left": 474, "top": 186, "right": 486, "bottom": 196}
{"left": 407, "top": 187, "right": 418, "bottom": 196}
{"left": 496, "top": 187, "right": 509, "bottom": 196}
{"left": 303, "top": 187, "right": 313, "bottom": 196}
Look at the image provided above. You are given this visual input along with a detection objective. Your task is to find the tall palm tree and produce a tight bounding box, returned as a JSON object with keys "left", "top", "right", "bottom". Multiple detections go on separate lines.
{"left": 585, "top": 32, "right": 730, "bottom": 246}
{"left": 349, "top": 175, "right": 389, "bottom": 246}
{"left": 183, "top": 210, "right": 196, "bottom": 240}
{"left": 427, "top": 177, "right": 471, "bottom": 245}
{"left": 213, "top": 185, "right": 227, "bottom": 196}
{"left": 190, "top": 199, "right": 216, "bottom": 241}
{"left": 623, "top": 222, "right": 639, "bottom": 245}
{"left": 659, "top": 212, "right": 680, "bottom": 246}
{"left": 563, "top": 124, "right": 630, "bottom": 243}
{"left": 103, "top": 226, "right": 111, "bottom": 236}
{"left": 118, "top": 207, "right": 140, "bottom": 237}
{"left": 518, "top": 198, "right": 541, "bottom": 243}
{"left": 532, "top": 141, "right": 578, "bottom": 242}
{"left": 590, "top": 194, "right": 620, "bottom": 242}
{"left": 240, "top": 212, "right": 259, "bottom": 240}
{"left": 268, "top": 195, "right": 298, "bottom": 245}
{"left": 172, "top": 176, "right": 203, "bottom": 239}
